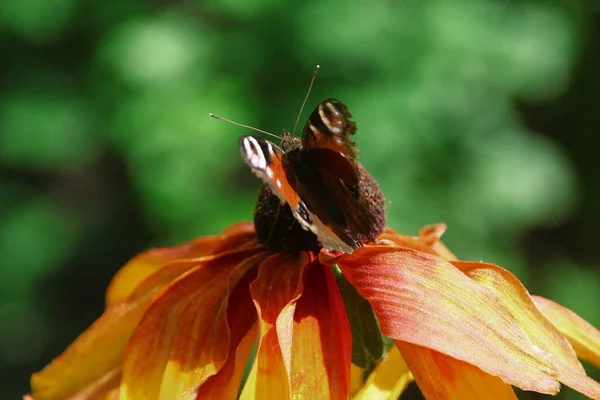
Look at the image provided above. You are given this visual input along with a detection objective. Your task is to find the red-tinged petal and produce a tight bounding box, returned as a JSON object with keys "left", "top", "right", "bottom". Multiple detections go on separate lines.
{"left": 352, "top": 346, "right": 413, "bottom": 400}
{"left": 320, "top": 246, "right": 560, "bottom": 393}
{"left": 106, "top": 222, "right": 257, "bottom": 306}
{"left": 30, "top": 253, "right": 219, "bottom": 400}
{"left": 453, "top": 261, "right": 600, "bottom": 398}
{"left": 195, "top": 276, "right": 261, "bottom": 400}
{"left": 288, "top": 261, "right": 353, "bottom": 399}
{"left": 197, "top": 323, "right": 258, "bottom": 400}
{"left": 196, "top": 323, "right": 258, "bottom": 400}
{"left": 241, "top": 253, "right": 309, "bottom": 399}
{"left": 397, "top": 342, "right": 517, "bottom": 400}
{"left": 533, "top": 296, "right": 600, "bottom": 368}
{"left": 120, "top": 251, "right": 266, "bottom": 400}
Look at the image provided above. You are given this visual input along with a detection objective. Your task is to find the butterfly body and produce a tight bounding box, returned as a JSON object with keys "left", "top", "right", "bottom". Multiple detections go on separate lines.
{"left": 239, "top": 98, "right": 376, "bottom": 253}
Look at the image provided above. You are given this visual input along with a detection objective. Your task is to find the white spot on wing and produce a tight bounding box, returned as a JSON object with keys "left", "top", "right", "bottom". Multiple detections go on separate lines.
{"left": 324, "top": 101, "right": 340, "bottom": 116}
{"left": 329, "top": 125, "right": 342, "bottom": 134}
{"left": 241, "top": 137, "right": 289, "bottom": 207}
{"left": 242, "top": 137, "right": 268, "bottom": 171}
{"left": 318, "top": 103, "right": 343, "bottom": 135}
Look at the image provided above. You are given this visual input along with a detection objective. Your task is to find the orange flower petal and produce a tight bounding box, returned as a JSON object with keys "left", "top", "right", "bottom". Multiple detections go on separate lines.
{"left": 241, "top": 253, "right": 308, "bottom": 399}
{"left": 101, "top": 387, "right": 119, "bottom": 400}
{"left": 533, "top": 295, "right": 600, "bottom": 368}
{"left": 28, "top": 383, "right": 120, "bottom": 400}
{"left": 453, "top": 261, "right": 600, "bottom": 398}
{"left": 288, "top": 261, "right": 353, "bottom": 399}
{"left": 120, "top": 251, "right": 266, "bottom": 400}
{"left": 350, "top": 364, "right": 365, "bottom": 396}
{"left": 106, "top": 222, "right": 256, "bottom": 306}
{"left": 397, "top": 342, "right": 517, "bottom": 400}
{"left": 105, "top": 238, "right": 218, "bottom": 307}
{"left": 320, "top": 246, "right": 560, "bottom": 393}
{"left": 31, "top": 368, "right": 120, "bottom": 400}
{"left": 30, "top": 253, "right": 222, "bottom": 400}
{"left": 352, "top": 346, "right": 413, "bottom": 400}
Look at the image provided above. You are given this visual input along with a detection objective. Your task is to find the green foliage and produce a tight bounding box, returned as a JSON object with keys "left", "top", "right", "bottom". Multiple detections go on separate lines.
{"left": 0, "top": 92, "right": 97, "bottom": 169}
{"left": 0, "top": 0, "right": 597, "bottom": 398}
{"left": 0, "top": 0, "right": 78, "bottom": 42}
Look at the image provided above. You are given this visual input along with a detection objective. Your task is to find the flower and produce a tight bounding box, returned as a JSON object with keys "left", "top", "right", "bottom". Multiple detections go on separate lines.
{"left": 28, "top": 220, "right": 600, "bottom": 399}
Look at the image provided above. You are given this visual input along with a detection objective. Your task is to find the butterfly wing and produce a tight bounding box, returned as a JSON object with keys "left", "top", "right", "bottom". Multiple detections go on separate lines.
{"left": 284, "top": 147, "right": 377, "bottom": 251}
{"left": 306, "top": 147, "right": 378, "bottom": 241}
{"left": 239, "top": 135, "right": 288, "bottom": 199}
{"left": 291, "top": 98, "right": 378, "bottom": 250}
{"left": 302, "top": 98, "right": 358, "bottom": 159}
{"left": 239, "top": 135, "right": 355, "bottom": 253}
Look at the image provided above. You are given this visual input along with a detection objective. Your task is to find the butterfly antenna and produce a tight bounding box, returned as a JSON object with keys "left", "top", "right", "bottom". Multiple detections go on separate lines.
{"left": 292, "top": 64, "right": 320, "bottom": 135}
{"left": 209, "top": 113, "right": 282, "bottom": 140}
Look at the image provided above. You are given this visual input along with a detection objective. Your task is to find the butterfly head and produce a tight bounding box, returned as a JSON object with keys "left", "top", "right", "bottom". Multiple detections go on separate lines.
{"left": 281, "top": 129, "right": 302, "bottom": 153}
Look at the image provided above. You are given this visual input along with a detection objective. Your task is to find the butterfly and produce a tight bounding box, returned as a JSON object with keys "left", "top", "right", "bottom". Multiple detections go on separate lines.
{"left": 239, "top": 98, "right": 377, "bottom": 253}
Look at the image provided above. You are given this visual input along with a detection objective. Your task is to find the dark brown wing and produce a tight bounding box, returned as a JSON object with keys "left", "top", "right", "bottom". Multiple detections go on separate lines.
{"left": 284, "top": 147, "right": 377, "bottom": 252}
{"left": 307, "top": 148, "right": 377, "bottom": 242}
{"left": 302, "top": 98, "right": 357, "bottom": 159}
{"left": 310, "top": 147, "right": 377, "bottom": 238}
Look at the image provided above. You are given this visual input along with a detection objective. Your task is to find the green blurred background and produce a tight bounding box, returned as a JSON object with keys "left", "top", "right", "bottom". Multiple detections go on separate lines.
{"left": 1, "top": 0, "right": 599, "bottom": 398}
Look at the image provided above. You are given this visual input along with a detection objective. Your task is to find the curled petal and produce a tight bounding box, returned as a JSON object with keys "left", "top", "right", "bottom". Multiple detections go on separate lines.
{"left": 397, "top": 342, "right": 517, "bottom": 400}
{"left": 380, "top": 225, "right": 456, "bottom": 261}
{"left": 106, "top": 222, "right": 256, "bottom": 306}
{"left": 418, "top": 223, "right": 447, "bottom": 243}
{"left": 378, "top": 229, "right": 439, "bottom": 256}
{"left": 533, "top": 296, "right": 600, "bottom": 368}
{"left": 120, "top": 251, "right": 266, "bottom": 400}
{"left": 321, "top": 246, "right": 560, "bottom": 393}
{"left": 418, "top": 223, "right": 457, "bottom": 260}
{"left": 242, "top": 252, "right": 308, "bottom": 399}
{"left": 352, "top": 346, "right": 413, "bottom": 400}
